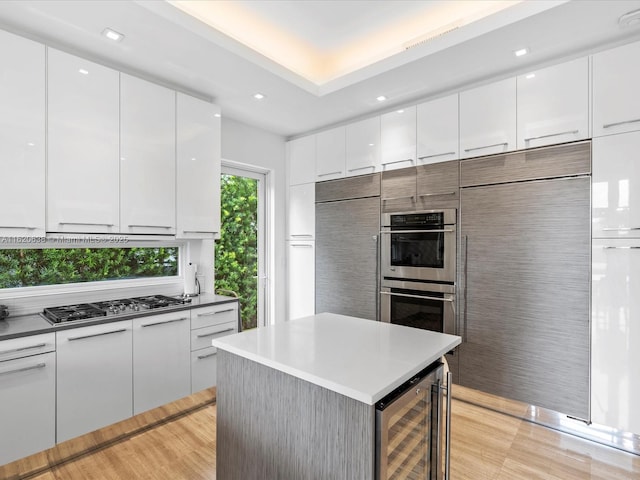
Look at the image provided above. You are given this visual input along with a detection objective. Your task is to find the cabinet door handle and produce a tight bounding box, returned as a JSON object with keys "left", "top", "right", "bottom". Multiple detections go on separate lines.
{"left": 0, "top": 343, "right": 47, "bottom": 356}
{"left": 0, "top": 225, "right": 37, "bottom": 230}
{"left": 602, "top": 227, "right": 640, "bottom": 232}
{"left": 290, "top": 234, "right": 313, "bottom": 238}
{"left": 418, "top": 192, "right": 457, "bottom": 197}
{"left": 197, "top": 309, "right": 235, "bottom": 317}
{"left": 128, "top": 224, "right": 172, "bottom": 229}
{"left": 317, "top": 171, "right": 342, "bottom": 177}
{"left": 67, "top": 328, "right": 127, "bottom": 341}
{"left": 347, "top": 165, "right": 376, "bottom": 172}
{"left": 382, "top": 195, "right": 416, "bottom": 202}
{"left": 524, "top": 130, "right": 579, "bottom": 142}
{"left": 603, "top": 118, "right": 640, "bottom": 129}
{"left": 603, "top": 246, "right": 640, "bottom": 250}
{"left": 182, "top": 230, "right": 217, "bottom": 234}
{"left": 141, "top": 317, "right": 188, "bottom": 327}
{"left": 59, "top": 222, "right": 115, "bottom": 227}
{"left": 197, "top": 352, "right": 217, "bottom": 360}
{"left": 291, "top": 244, "right": 313, "bottom": 248}
{"left": 0, "top": 362, "right": 46, "bottom": 377}
{"left": 381, "top": 158, "right": 413, "bottom": 166}
{"left": 418, "top": 151, "right": 455, "bottom": 160}
{"left": 464, "top": 142, "right": 508, "bottom": 153}
{"left": 439, "top": 371, "right": 453, "bottom": 480}
{"left": 196, "top": 327, "right": 235, "bottom": 338}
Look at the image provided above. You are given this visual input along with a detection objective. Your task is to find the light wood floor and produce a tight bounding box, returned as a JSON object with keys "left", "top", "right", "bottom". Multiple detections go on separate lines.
{"left": 28, "top": 399, "right": 640, "bottom": 480}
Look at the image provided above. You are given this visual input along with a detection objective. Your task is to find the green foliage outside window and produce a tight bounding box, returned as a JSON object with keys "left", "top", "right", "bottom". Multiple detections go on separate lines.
{"left": 0, "top": 247, "right": 178, "bottom": 288}
{"left": 215, "top": 174, "right": 258, "bottom": 330}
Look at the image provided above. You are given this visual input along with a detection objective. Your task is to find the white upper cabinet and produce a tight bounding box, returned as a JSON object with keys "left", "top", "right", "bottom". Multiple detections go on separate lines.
{"left": 460, "top": 78, "right": 516, "bottom": 159}
{"left": 288, "top": 183, "right": 315, "bottom": 240}
{"left": 416, "top": 94, "right": 459, "bottom": 165}
{"left": 47, "top": 48, "right": 120, "bottom": 233}
{"left": 517, "top": 57, "right": 589, "bottom": 150}
{"left": 593, "top": 40, "right": 640, "bottom": 137}
{"left": 592, "top": 131, "right": 640, "bottom": 238}
{"left": 0, "top": 30, "right": 45, "bottom": 237}
{"left": 176, "top": 93, "right": 221, "bottom": 239}
{"left": 287, "top": 135, "right": 316, "bottom": 186}
{"left": 120, "top": 74, "right": 176, "bottom": 235}
{"left": 316, "top": 126, "right": 346, "bottom": 181}
{"left": 381, "top": 106, "right": 416, "bottom": 171}
{"left": 345, "top": 116, "right": 380, "bottom": 176}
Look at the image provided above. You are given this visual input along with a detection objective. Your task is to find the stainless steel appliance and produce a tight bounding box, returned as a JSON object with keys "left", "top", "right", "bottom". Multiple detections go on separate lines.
{"left": 315, "top": 174, "right": 380, "bottom": 320}
{"left": 380, "top": 280, "right": 455, "bottom": 335}
{"left": 376, "top": 361, "right": 451, "bottom": 480}
{"left": 381, "top": 209, "right": 456, "bottom": 283}
{"left": 42, "top": 294, "right": 192, "bottom": 324}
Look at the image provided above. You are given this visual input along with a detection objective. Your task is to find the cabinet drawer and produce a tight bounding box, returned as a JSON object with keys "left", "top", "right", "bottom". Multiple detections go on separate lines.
{"left": 191, "top": 321, "right": 236, "bottom": 351}
{"left": 191, "top": 346, "right": 218, "bottom": 393}
{"left": 191, "top": 303, "right": 238, "bottom": 329}
{"left": 460, "top": 141, "right": 591, "bottom": 187}
{"left": 0, "top": 333, "right": 55, "bottom": 362}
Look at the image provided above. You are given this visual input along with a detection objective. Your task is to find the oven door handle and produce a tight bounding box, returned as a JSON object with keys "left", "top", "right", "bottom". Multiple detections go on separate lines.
{"left": 380, "top": 291, "right": 454, "bottom": 302}
{"left": 379, "top": 229, "right": 454, "bottom": 234}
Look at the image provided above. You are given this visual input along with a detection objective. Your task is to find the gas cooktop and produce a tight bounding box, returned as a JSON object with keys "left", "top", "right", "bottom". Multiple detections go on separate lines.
{"left": 42, "top": 295, "right": 192, "bottom": 324}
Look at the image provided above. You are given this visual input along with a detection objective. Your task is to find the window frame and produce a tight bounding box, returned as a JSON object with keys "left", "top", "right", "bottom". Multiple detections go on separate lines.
{"left": 0, "top": 239, "right": 185, "bottom": 300}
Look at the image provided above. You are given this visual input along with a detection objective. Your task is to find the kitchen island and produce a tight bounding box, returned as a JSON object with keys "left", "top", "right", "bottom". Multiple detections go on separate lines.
{"left": 211, "top": 313, "right": 461, "bottom": 479}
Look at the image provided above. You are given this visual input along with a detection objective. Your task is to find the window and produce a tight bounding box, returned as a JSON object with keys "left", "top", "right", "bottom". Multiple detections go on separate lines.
{"left": 0, "top": 247, "right": 178, "bottom": 289}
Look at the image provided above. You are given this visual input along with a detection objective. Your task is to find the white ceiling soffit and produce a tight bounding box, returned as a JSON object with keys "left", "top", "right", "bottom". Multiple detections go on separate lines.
{"left": 159, "top": 0, "right": 565, "bottom": 96}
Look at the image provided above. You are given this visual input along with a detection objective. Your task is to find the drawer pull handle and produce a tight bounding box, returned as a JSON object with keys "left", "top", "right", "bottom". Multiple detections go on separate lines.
{"left": 291, "top": 244, "right": 313, "bottom": 248}
{"left": 68, "top": 328, "right": 127, "bottom": 341}
{"left": 418, "top": 192, "right": 457, "bottom": 197}
{"left": 603, "top": 118, "right": 640, "bottom": 129}
{"left": 59, "top": 222, "right": 114, "bottom": 227}
{"left": 382, "top": 195, "right": 416, "bottom": 202}
{"left": 464, "top": 142, "right": 508, "bottom": 153}
{"left": 141, "top": 317, "right": 188, "bottom": 327}
{"left": 418, "top": 151, "right": 455, "bottom": 160}
{"left": 127, "top": 224, "right": 172, "bottom": 229}
{"left": 0, "top": 225, "right": 37, "bottom": 230}
{"left": 290, "top": 234, "right": 313, "bottom": 238}
{"left": 524, "top": 130, "right": 579, "bottom": 142}
{"left": 182, "top": 230, "right": 217, "bottom": 234}
{"left": 0, "top": 362, "right": 46, "bottom": 377}
{"left": 317, "top": 171, "right": 342, "bottom": 177}
{"left": 602, "top": 227, "right": 640, "bottom": 232}
{"left": 603, "top": 246, "right": 640, "bottom": 250}
{"left": 0, "top": 343, "right": 47, "bottom": 356}
{"left": 197, "top": 309, "right": 235, "bottom": 317}
{"left": 197, "top": 328, "right": 235, "bottom": 338}
{"left": 348, "top": 165, "right": 376, "bottom": 172}
{"left": 197, "top": 352, "right": 217, "bottom": 360}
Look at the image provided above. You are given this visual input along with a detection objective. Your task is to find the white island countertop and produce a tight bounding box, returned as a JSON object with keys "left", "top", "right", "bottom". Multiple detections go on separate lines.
{"left": 211, "top": 313, "right": 461, "bottom": 405}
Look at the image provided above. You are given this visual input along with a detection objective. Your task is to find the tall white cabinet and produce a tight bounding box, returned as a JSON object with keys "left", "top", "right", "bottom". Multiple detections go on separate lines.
{"left": 0, "top": 30, "right": 45, "bottom": 237}
{"left": 176, "top": 93, "right": 221, "bottom": 239}
{"left": 381, "top": 106, "right": 416, "bottom": 171}
{"left": 47, "top": 48, "right": 120, "bottom": 234}
{"left": 120, "top": 74, "right": 176, "bottom": 235}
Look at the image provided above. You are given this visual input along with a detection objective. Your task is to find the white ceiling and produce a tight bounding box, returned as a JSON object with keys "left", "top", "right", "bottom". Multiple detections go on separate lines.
{"left": 0, "top": 0, "right": 640, "bottom": 139}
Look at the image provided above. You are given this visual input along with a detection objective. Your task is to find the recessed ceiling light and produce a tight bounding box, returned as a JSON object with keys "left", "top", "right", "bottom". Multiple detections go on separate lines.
{"left": 514, "top": 48, "right": 529, "bottom": 57}
{"left": 78, "top": 68, "right": 89, "bottom": 75}
{"left": 397, "top": 109, "right": 405, "bottom": 114}
{"left": 525, "top": 73, "right": 536, "bottom": 79}
{"left": 102, "top": 28, "right": 124, "bottom": 42}
{"left": 376, "top": 95, "right": 387, "bottom": 102}
{"left": 253, "top": 93, "right": 265, "bottom": 100}
{"left": 214, "top": 113, "right": 221, "bottom": 118}
{"left": 368, "top": 143, "right": 375, "bottom": 147}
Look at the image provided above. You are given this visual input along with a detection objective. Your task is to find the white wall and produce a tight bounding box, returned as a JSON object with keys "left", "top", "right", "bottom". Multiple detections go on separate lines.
{"left": 221, "top": 117, "right": 287, "bottom": 324}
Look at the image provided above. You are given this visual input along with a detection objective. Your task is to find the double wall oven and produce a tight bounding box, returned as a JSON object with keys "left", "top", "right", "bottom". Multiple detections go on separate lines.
{"left": 380, "top": 209, "right": 456, "bottom": 336}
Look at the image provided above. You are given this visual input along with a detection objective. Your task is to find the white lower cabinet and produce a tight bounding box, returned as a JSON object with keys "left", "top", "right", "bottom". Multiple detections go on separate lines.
{"left": 592, "top": 238, "right": 640, "bottom": 435}
{"left": 287, "top": 240, "right": 315, "bottom": 320}
{"left": 190, "top": 303, "right": 239, "bottom": 393}
{"left": 133, "top": 312, "right": 191, "bottom": 414}
{"left": 56, "top": 322, "right": 133, "bottom": 443}
{"left": 0, "top": 334, "right": 55, "bottom": 465}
